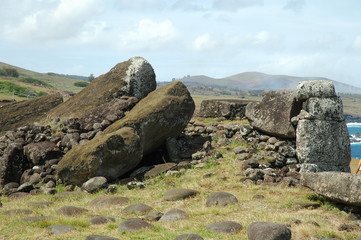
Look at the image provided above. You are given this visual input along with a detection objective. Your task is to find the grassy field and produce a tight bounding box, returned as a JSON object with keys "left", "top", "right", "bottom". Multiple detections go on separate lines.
{"left": 0, "top": 136, "right": 360, "bottom": 240}
{"left": 0, "top": 62, "right": 87, "bottom": 101}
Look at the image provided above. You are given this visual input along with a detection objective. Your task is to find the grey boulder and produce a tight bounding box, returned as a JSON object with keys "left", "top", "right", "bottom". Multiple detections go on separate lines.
{"left": 247, "top": 222, "right": 291, "bottom": 240}
{"left": 245, "top": 90, "right": 301, "bottom": 138}
{"left": 301, "top": 172, "right": 361, "bottom": 206}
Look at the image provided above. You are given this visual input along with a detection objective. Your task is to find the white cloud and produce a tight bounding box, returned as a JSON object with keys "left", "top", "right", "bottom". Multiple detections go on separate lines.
{"left": 171, "top": 0, "right": 208, "bottom": 11}
{"left": 352, "top": 35, "right": 361, "bottom": 51}
{"left": 191, "top": 31, "right": 283, "bottom": 52}
{"left": 283, "top": 0, "right": 306, "bottom": 13}
{"left": 212, "top": 0, "right": 263, "bottom": 11}
{"left": 117, "top": 19, "right": 179, "bottom": 51}
{"left": 113, "top": 0, "right": 166, "bottom": 10}
{"left": 192, "top": 34, "right": 214, "bottom": 51}
{"left": 3, "top": 0, "right": 100, "bottom": 44}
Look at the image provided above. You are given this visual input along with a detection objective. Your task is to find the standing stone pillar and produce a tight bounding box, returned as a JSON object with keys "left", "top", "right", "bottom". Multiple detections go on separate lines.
{"left": 295, "top": 80, "right": 351, "bottom": 172}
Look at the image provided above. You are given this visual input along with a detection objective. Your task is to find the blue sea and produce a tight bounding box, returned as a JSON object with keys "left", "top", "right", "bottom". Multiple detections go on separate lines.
{"left": 347, "top": 123, "right": 361, "bottom": 159}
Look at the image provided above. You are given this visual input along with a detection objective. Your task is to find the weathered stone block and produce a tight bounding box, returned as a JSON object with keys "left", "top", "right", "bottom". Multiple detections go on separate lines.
{"left": 304, "top": 97, "right": 343, "bottom": 121}
{"left": 301, "top": 172, "right": 361, "bottom": 206}
{"left": 296, "top": 80, "right": 336, "bottom": 100}
{"left": 245, "top": 90, "right": 302, "bottom": 138}
{"left": 199, "top": 99, "right": 252, "bottom": 119}
{"left": 296, "top": 119, "right": 350, "bottom": 172}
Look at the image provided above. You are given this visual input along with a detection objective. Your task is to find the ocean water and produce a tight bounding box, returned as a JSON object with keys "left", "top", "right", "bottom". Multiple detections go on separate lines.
{"left": 347, "top": 123, "right": 361, "bottom": 159}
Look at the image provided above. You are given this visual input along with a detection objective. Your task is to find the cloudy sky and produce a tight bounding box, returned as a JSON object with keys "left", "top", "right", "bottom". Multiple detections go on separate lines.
{"left": 1, "top": 0, "right": 361, "bottom": 87}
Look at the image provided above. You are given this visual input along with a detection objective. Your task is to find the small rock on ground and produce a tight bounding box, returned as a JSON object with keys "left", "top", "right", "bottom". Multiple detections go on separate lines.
{"left": 247, "top": 222, "right": 292, "bottom": 240}
{"left": 22, "top": 216, "right": 52, "bottom": 222}
{"left": 206, "top": 221, "right": 243, "bottom": 234}
{"left": 3, "top": 209, "right": 33, "bottom": 215}
{"left": 27, "top": 201, "right": 54, "bottom": 207}
{"left": 121, "top": 203, "right": 153, "bottom": 215}
{"left": 85, "top": 235, "right": 120, "bottom": 240}
{"left": 89, "top": 196, "right": 129, "bottom": 207}
{"left": 163, "top": 188, "right": 199, "bottom": 201}
{"left": 49, "top": 225, "right": 74, "bottom": 235}
{"left": 90, "top": 216, "right": 116, "bottom": 225}
{"left": 174, "top": 233, "right": 204, "bottom": 240}
{"left": 159, "top": 209, "right": 188, "bottom": 222}
{"left": 82, "top": 176, "right": 108, "bottom": 193}
{"left": 144, "top": 211, "right": 163, "bottom": 221}
{"left": 118, "top": 219, "right": 152, "bottom": 232}
{"left": 56, "top": 206, "right": 88, "bottom": 216}
{"left": 206, "top": 192, "right": 238, "bottom": 207}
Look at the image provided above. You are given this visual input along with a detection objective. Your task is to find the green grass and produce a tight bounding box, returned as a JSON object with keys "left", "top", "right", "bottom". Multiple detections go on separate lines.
{"left": 19, "top": 77, "right": 53, "bottom": 88}
{"left": 0, "top": 81, "right": 43, "bottom": 98}
{"left": 74, "top": 82, "right": 89, "bottom": 88}
{"left": 2, "top": 133, "right": 360, "bottom": 239}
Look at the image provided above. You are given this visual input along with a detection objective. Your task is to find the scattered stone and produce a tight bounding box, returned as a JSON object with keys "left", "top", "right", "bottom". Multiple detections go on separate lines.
{"left": 82, "top": 176, "right": 108, "bottom": 193}
{"left": 253, "top": 194, "right": 265, "bottom": 200}
{"left": 144, "top": 211, "right": 164, "bottom": 221}
{"left": 121, "top": 203, "right": 153, "bottom": 215}
{"left": 23, "top": 141, "right": 62, "bottom": 165}
{"left": 247, "top": 222, "right": 292, "bottom": 240}
{"left": 3, "top": 209, "right": 33, "bottom": 215}
{"left": 143, "top": 163, "right": 177, "bottom": 178}
{"left": 49, "top": 225, "right": 74, "bottom": 235}
{"left": 159, "top": 209, "right": 188, "bottom": 222}
{"left": 118, "top": 219, "right": 152, "bottom": 232}
{"left": 307, "top": 221, "right": 320, "bottom": 227}
{"left": 174, "top": 233, "right": 204, "bottom": 240}
{"left": 8, "top": 192, "right": 29, "bottom": 199}
{"left": 27, "top": 201, "right": 54, "bottom": 208}
{"left": 206, "top": 221, "right": 243, "bottom": 234}
{"left": 127, "top": 181, "right": 146, "bottom": 190}
{"left": 206, "top": 192, "right": 238, "bottom": 207}
{"left": 294, "top": 202, "right": 321, "bottom": 209}
{"left": 163, "top": 188, "right": 199, "bottom": 201}
{"left": 106, "top": 184, "right": 117, "bottom": 193}
{"left": 90, "top": 216, "right": 116, "bottom": 225}
{"left": 22, "top": 216, "right": 52, "bottom": 222}
{"left": 338, "top": 223, "right": 357, "bottom": 232}
{"left": 57, "top": 206, "right": 88, "bottom": 216}
{"left": 89, "top": 196, "right": 129, "bottom": 208}
{"left": 85, "top": 235, "right": 120, "bottom": 240}
{"left": 17, "top": 182, "right": 34, "bottom": 193}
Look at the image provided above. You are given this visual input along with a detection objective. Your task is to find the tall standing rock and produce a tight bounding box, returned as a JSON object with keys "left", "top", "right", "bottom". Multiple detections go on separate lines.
{"left": 295, "top": 80, "right": 350, "bottom": 172}
{"left": 57, "top": 81, "right": 195, "bottom": 185}
{"left": 47, "top": 57, "right": 156, "bottom": 119}
{"left": 245, "top": 90, "right": 302, "bottom": 138}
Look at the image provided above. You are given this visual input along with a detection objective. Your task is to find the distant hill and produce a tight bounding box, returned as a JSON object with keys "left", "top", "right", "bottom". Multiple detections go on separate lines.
{"left": 0, "top": 62, "right": 88, "bottom": 100}
{"left": 179, "top": 72, "right": 361, "bottom": 94}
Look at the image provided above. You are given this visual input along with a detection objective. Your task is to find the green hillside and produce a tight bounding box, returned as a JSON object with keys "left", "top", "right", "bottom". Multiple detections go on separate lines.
{"left": 0, "top": 62, "right": 88, "bottom": 100}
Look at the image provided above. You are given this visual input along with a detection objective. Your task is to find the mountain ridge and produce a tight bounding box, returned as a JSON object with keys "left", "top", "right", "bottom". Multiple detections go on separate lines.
{"left": 180, "top": 72, "right": 361, "bottom": 94}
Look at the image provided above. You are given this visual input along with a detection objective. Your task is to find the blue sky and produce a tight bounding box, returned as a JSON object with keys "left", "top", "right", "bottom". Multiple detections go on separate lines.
{"left": 0, "top": 0, "right": 361, "bottom": 87}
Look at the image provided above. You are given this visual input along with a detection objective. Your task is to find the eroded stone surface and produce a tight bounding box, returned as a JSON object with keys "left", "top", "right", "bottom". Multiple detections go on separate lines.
{"left": 247, "top": 222, "right": 292, "bottom": 240}
{"left": 118, "top": 219, "right": 152, "bottom": 232}
{"left": 206, "top": 221, "right": 243, "bottom": 234}
{"left": 206, "top": 192, "right": 238, "bottom": 207}
{"left": 163, "top": 188, "right": 199, "bottom": 201}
